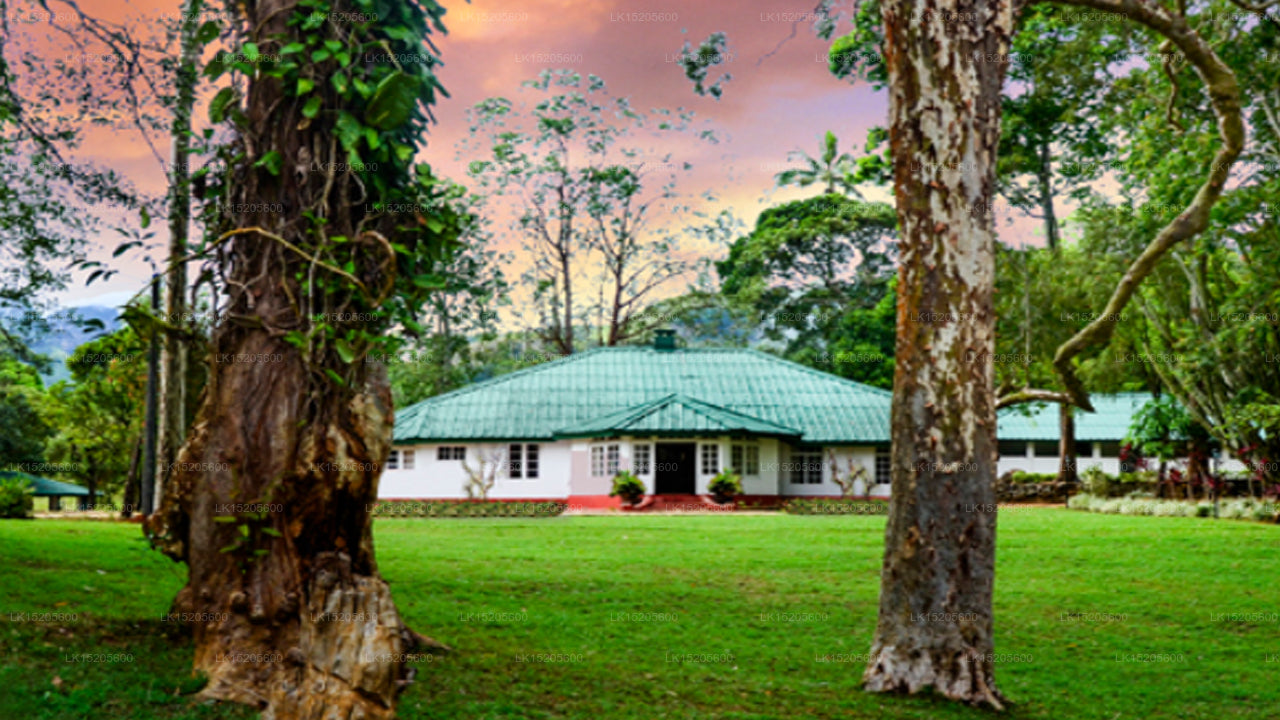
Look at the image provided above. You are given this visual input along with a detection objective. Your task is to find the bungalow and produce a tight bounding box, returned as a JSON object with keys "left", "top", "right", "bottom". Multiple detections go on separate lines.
{"left": 383, "top": 331, "right": 1176, "bottom": 506}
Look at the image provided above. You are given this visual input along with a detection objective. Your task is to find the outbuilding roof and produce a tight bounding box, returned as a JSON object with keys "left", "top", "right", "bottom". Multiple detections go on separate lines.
{"left": 394, "top": 347, "right": 892, "bottom": 444}
{"left": 0, "top": 471, "right": 90, "bottom": 496}
{"left": 996, "top": 392, "right": 1153, "bottom": 442}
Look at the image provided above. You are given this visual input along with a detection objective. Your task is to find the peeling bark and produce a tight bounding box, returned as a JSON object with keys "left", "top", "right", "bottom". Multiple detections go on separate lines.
{"left": 865, "top": 0, "right": 1013, "bottom": 709}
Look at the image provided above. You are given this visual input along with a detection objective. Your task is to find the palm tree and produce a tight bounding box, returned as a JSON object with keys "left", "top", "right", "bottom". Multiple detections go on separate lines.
{"left": 776, "top": 131, "right": 865, "bottom": 197}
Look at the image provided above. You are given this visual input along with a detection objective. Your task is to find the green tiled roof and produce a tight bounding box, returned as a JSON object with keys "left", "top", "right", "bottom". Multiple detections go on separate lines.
{"left": 554, "top": 393, "right": 802, "bottom": 439}
{"left": 0, "top": 471, "right": 90, "bottom": 496}
{"left": 394, "top": 347, "right": 892, "bottom": 444}
{"left": 997, "top": 393, "right": 1153, "bottom": 442}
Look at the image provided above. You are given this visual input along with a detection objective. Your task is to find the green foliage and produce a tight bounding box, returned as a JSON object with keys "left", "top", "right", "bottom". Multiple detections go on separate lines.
{"left": 1009, "top": 472, "right": 1058, "bottom": 484}
{"left": 775, "top": 131, "right": 883, "bottom": 197}
{"left": 609, "top": 471, "right": 645, "bottom": 503}
{"left": 707, "top": 471, "right": 742, "bottom": 500}
{"left": 196, "top": 0, "right": 468, "bottom": 388}
{"left": 0, "top": 353, "right": 51, "bottom": 466}
{"left": 717, "top": 194, "right": 897, "bottom": 383}
{"left": 676, "top": 32, "right": 732, "bottom": 99}
{"left": 0, "top": 475, "right": 34, "bottom": 518}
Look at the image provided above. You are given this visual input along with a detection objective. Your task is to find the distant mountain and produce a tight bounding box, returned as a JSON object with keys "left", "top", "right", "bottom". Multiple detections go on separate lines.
{"left": 10, "top": 305, "right": 123, "bottom": 385}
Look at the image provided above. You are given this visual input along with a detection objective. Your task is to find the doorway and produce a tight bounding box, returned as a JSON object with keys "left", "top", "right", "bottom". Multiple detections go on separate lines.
{"left": 654, "top": 442, "right": 697, "bottom": 494}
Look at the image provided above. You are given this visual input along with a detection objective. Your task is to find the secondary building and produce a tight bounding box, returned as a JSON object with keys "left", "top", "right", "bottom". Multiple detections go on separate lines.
{"left": 383, "top": 332, "right": 1165, "bottom": 505}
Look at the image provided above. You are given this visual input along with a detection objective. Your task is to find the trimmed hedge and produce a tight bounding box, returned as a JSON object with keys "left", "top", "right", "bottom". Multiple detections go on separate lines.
{"left": 1067, "top": 493, "right": 1279, "bottom": 522}
{"left": 782, "top": 498, "right": 889, "bottom": 515}
{"left": 372, "top": 500, "right": 567, "bottom": 518}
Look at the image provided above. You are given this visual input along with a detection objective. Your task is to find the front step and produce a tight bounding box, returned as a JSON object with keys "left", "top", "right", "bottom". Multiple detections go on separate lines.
{"left": 623, "top": 494, "right": 736, "bottom": 512}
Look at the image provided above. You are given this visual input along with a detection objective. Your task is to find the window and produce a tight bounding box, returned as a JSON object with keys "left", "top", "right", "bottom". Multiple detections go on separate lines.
{"left": 437, "top": 446, "right": 466, "bottom": 461}
{"left": 508, "top": 444, "right": 539, "bottom": 479}
{"left": 607, "top": 444, "right": 620, "bottom": 475}
{"left": 387, "top": 450, "right": 400, "bottom": 470}
{"left": 1033, "top": 441, "right": 1058, "bottom": 458}
{"left": 592, "top": 444, "right": 620, "bottom": 477}
{"left": 790, "top": 450, "right": 823, "bottom": 484}
{"left": 875, "top": 449, "right": 891, "bottom": 485}
{"left": 525, "top": 444, "right": 539, "bottom": 479}
{"left": 730, "top": 443, "right": 760, "bottom": 476}
{"left": 509, "top": 444, "right": 523, "bottom": 478}
{"left": 700, "top": 443, "right": 719, "bottom": 475}
{"left": 591, "top": 446, "right": 605, "bottom": 477}
{"left": 997, "top": 440, "right": 1027, "bottom": 457}
{"left": 633, "top": 443, "right": 651, "bottom": 475}
{"left": 402, "top": 450, "right": 415, "bottom": 470}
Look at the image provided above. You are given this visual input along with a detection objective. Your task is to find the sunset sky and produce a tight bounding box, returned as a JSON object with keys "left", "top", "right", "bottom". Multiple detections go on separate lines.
{"left": 22, "top": 0, "right": 1043, "bottom": 315}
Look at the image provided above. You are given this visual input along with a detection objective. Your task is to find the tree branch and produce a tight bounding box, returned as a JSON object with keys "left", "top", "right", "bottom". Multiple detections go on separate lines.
{"left": 1000, "top": 0, "right": 1244, "bottom": 413}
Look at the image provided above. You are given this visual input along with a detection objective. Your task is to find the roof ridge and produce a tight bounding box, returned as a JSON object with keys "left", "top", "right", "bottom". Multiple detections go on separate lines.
{"left": 740, "top": 347, "right": 893, "bottom": 397}
{"left": 396, "top": 346, "right": 610, "bottom": 411}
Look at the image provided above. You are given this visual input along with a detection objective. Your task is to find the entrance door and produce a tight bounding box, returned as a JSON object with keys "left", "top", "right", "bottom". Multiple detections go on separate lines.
{"left": 654, "top": 442, "right": 697, "bottom": 494}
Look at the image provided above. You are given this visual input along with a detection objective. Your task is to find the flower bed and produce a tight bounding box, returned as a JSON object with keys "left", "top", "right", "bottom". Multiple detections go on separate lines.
{"left": 1067, "top": 493, "right": 1279, "bottom": 522}
{"left": 371, "top": 500, "right": 567, "bottom": 518}
{"left": 782, "top": 498, "right": 889, "bottom": 515}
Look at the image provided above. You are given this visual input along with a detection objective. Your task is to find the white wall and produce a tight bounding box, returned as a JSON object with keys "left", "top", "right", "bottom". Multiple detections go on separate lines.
{"left": 378, "top": 442, "right": 571, "bottom": 499}
{"left": 777, "top": 445, "right": 885, "bottom": 497}
{"left": 995, "top": 441, "right": 1248, "bottom": 478}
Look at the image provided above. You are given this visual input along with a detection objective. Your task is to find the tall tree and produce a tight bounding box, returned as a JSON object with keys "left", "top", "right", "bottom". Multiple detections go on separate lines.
{"left": 144, "top": 0, "right": 464, "bottom": 715}
{"left": 465, "top": 70, "right": 709, "bottom": 353}
{"left": 860, "top": 1, "right": 1013, "bottom": 706}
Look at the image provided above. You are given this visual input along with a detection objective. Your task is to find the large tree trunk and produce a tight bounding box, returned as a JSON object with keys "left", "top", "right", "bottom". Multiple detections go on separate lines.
{"left": 144, "top": 0, "right": 431, "bottom": 716}
{"left": 864, "top": 0, "right": 1013, "bottom": 709}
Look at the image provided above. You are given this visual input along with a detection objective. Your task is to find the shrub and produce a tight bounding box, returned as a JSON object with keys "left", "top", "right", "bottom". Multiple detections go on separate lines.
{"left": 708, "top": 471, "right": 742, "bottom": 502}
{"left": 609, "top": 471, "right": 646, "bottom": 504}
{"left": 1010, "top": 471, "right": 1057, "bottom": 484}
{"left": 0, "top": 477, "right": 35, "bottom": 519}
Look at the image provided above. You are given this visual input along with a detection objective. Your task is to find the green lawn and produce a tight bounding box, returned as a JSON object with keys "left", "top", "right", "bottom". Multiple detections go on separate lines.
{"left": 0, "top": 511, "right": 1276, "bottom": 719}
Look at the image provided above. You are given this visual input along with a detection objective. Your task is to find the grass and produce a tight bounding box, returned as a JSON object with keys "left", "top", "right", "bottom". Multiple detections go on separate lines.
{"left": 0, "top": 511, "right": 1276, "bottom": 719}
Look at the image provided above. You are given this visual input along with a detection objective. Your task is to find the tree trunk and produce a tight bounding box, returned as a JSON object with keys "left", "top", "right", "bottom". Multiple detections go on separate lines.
{"left": 864, "top": 0, "right": 1013, "bottom": 709}
{"left": 122, "top": 437, "right": 141, "bottom": 519}
{"left": 156, "top": 0, "right": 201, "bottom": 509}
{"left": 1037, "top": 139, "right": 1058, "bottom": 251}
{"left": 1057, "top": 404, "right": 1077, "bottom": 484}
{"left": 144, "top": 0, "right": 431, "bottom": 716}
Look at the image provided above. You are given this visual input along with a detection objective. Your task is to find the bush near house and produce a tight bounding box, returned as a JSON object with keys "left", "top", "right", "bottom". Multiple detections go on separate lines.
{"left": 708, "top": 471, "right": 742, "bottom": 503}
{"left": 0, "top": 476, "right": 33, "bottom": 519}
{"left": 371, "top": 500, "right": 567, "bottom": 518}
{"left": 609, "top": 471, "right": 645, "bottom": 505}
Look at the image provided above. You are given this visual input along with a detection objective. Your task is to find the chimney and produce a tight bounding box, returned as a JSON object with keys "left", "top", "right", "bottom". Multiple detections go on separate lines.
{"left": 653, "top": 328, "right": 677, "bottom": 352}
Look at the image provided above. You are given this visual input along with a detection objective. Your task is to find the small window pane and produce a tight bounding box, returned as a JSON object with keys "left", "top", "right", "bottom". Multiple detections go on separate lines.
{"left": 402, "top": 450, "right": 415, "bottom": 470}
{"left": 700, "top": 444, "right": 719, "bottom": 475}
{"left": 1033, "top": 441, "right": 1058, "bottom": 458}
{"left": 745, "top": 445, "right": 760, "bottom": 476}
{"left": 509, "top": 444, "right": 523, "bottom": 478}
{"left": 731, "top": 444, "right": 744, "bottom": 474}
{"left": 387, "top": 450, "right": 400, "bottom": 470}
{"left": 875, "top": 449, "right": 891, "bottom": 485}
{"left": 526, "top": 444, "right": 539, "bottom": 479}
{"left": 591, "top": 446, "right": 605, "bottom": 477}
{"left": 634, "top": 444, "right": 651, "bottom": 475}
{"left": 607, "top": 444, "right": 620, "bottom": 475}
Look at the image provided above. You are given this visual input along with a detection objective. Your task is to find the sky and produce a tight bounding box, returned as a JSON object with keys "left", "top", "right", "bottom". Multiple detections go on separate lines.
{"left": 18, "top": 0, "right": 1043, "bottom": 316}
